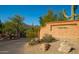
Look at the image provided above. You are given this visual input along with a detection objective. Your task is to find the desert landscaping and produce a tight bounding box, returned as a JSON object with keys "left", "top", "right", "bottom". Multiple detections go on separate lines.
{"left": 0, "top": 5, "right": 79, "bottom": 54}
{"left": 0, "top": 37, "right": 79, "bottom": 54}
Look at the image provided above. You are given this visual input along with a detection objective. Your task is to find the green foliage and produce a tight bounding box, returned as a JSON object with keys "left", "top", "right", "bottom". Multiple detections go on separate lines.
{"left": 26, "top": 25, "right": 40, "bottom": 39}
{"left": 58, "top": 11, "right": 67, "bottom": 21}
{"left": 3, "top": 15, "right": 26, "bottom": 39}
{"left": 39, "top": 10, "right": 56, "bottom": 26}
{"left": 39, "top": 17, "right": 45, "bottom": 26}
{"left": 9, "top": 15, "right": 24, "bottom": 32}
{"left": 39, "top": 10, "right": 67, "bottom": 26}
{"left": 26, "top": 30, "right": 36, "bottom": 38}
{"left": 77, "top": 15, "right": 79, "bottom": 20}
{"left": 0, "top": 20, "right": 2, "bottom": 33}
{"left": 41, "top": 34, "right": 56, "bottom": 43}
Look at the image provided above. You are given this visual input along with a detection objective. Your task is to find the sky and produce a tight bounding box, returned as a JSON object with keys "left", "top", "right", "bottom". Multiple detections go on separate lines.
{"left": 0, "top": 5, "right": 79, "bottom": 25}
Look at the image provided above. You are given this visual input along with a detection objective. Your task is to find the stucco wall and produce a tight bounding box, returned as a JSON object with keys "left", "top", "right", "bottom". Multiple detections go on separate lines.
{"left": 40, "top": 20, "right": 79, "bottom": 41}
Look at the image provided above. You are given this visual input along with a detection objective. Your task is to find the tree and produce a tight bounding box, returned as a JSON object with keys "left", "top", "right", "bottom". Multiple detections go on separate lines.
{"left": 39, "top": 10, "right": 56, "bottom": 26}
{"left": 39, "top": 17, "right": 45, "bottom": 26}
{"left": 77, "top": 15, "right": 79, "bottom": 20}
{"left": 0, "top": 20, "right": 2, "bottom": 33}
{"left": 26, "top": 23, "right": 40, "bottom": 39}
{"left": 0, "top": 20, "right": 2, "bottom": 39}
{"left": 9, "top": 15, "right": 25, "bottom": 38}
{"left": 58, "top": 11, "right": 67, "bottom": 21}
{"left": 3, "top": 15, "right": 26, "bottom": 39}
{"left": 39, "top": 10, "right": 67, "bottom": 26}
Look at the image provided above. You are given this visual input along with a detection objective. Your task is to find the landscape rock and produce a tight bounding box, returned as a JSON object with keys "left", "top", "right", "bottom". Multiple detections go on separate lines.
{"left": 58, "top": 40, "right": 73, "bottom": 53}
{"left": 40, "top": 43, "right": 50, "bottom": 51}
{"left": 35, "top": 38, "right": 39, "bottom": 41}
{"left": 27, "top": 42, "right": 30, "bottom": 46}
{"left": 35, "top": 38, "right": 40, "bottom": 43}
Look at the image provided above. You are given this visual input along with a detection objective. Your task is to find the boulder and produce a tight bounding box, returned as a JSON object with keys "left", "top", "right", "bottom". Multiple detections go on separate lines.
{"left": 40, "top": 43, "right": 50, "bottom": 51}
{"left": 58, "top": 40, "right": 72, "bottom": 53}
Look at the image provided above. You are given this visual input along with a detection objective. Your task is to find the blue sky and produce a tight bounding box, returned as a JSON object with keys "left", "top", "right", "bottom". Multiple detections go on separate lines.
{"left": 0, "top": 5, "right": 79, "bottom": 25}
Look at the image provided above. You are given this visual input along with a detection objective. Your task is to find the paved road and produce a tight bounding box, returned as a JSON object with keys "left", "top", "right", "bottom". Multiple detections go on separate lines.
{"left": 0, "top": 38, "right": 29, "bottom": 54}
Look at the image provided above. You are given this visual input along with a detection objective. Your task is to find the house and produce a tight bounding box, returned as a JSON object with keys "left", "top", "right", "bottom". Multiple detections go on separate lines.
{"left": 40, "top": 20, "right": 79, "bottom": 41}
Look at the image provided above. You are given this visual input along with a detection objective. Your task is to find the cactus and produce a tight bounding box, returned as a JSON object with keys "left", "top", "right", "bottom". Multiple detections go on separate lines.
{"left": 63, "top": 5, "right": 77, "bottom": 20}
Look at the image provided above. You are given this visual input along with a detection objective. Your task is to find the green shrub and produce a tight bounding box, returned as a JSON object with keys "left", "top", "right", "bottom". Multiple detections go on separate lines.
{"left": 41, "top": 34, "right": 56, "bottom": 43}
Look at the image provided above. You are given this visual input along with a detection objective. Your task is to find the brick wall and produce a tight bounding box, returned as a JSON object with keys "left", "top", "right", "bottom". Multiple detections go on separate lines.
{"left": 40, "top": 20, "right": 79, "bottom": 41}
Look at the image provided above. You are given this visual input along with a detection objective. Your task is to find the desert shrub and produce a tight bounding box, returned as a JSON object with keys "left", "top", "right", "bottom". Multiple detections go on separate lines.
{"left": 41, "top": 34, "right": 56, "bottom": 43}
{"left": 28, "top": 40, "right": 35, "bottom": 45}
{"left": 28, "top": 38, "right": 40, "bottom": 46}
{"left": 28, "top": 40, "right": 37, "bottom": 46}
